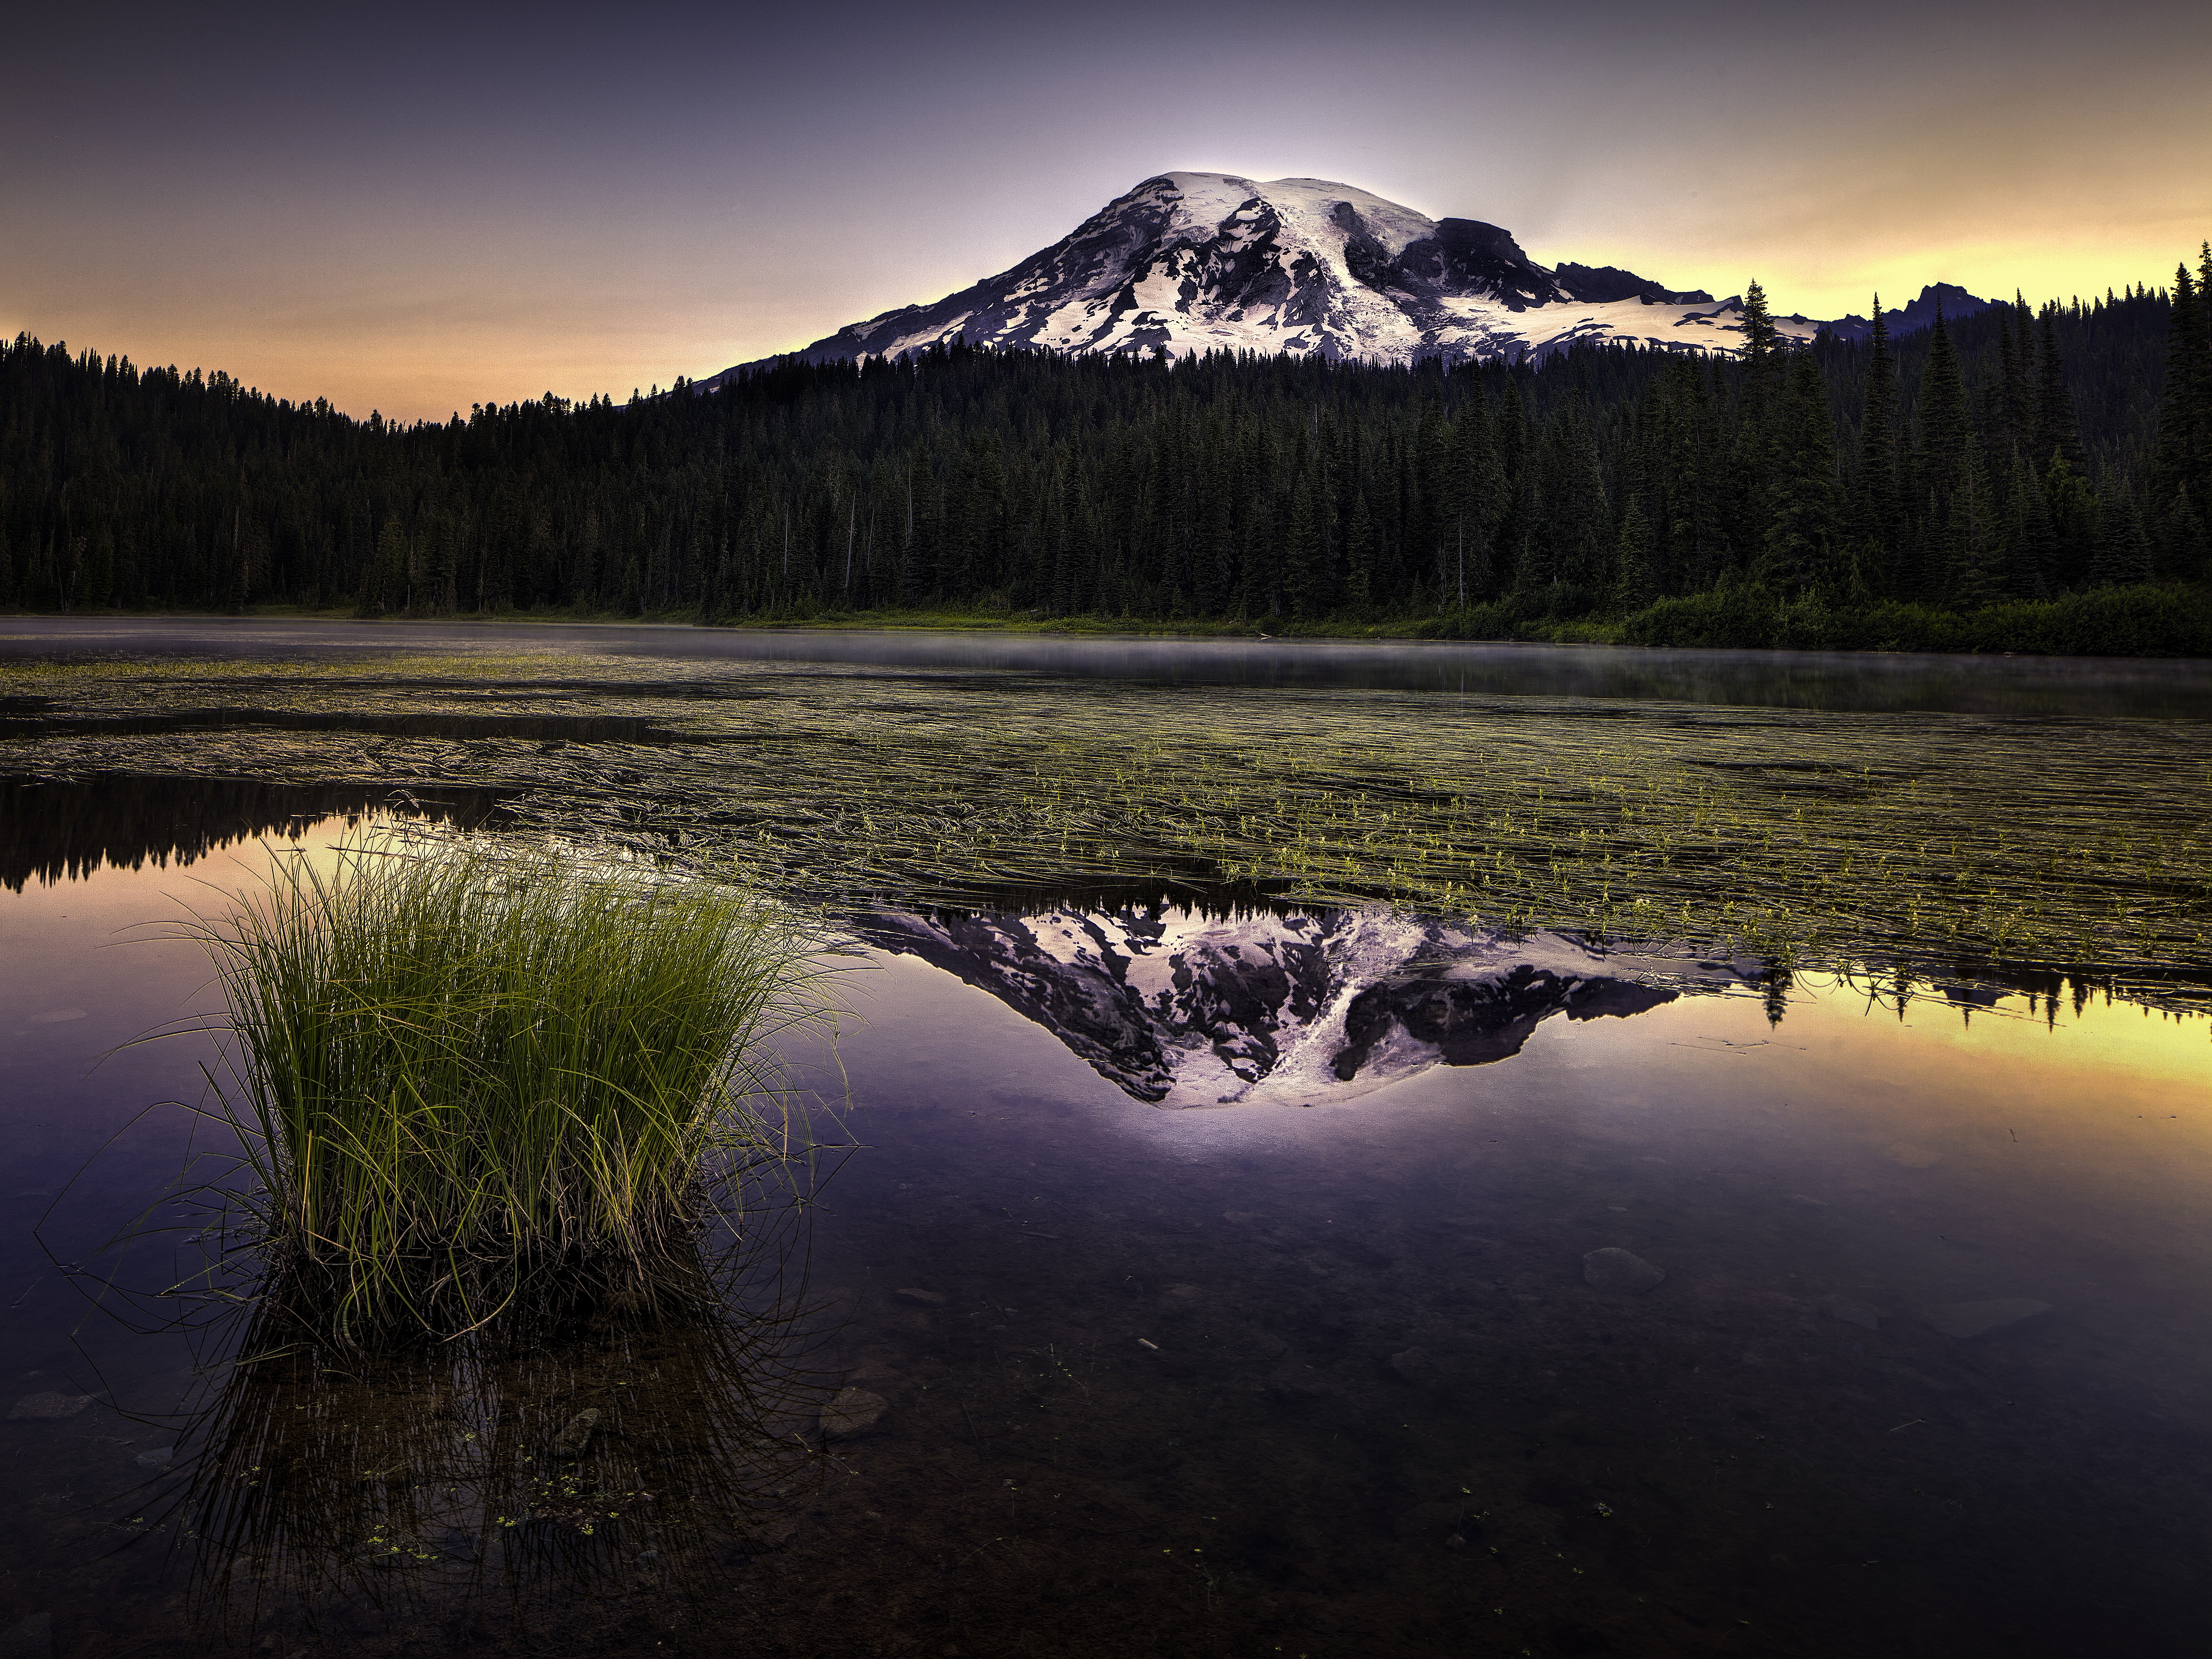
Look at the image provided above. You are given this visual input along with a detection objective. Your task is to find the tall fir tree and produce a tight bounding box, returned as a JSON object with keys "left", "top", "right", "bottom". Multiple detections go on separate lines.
{"left": 1344, "top": 491, "right": 1375, "bottom": 612}
{"left": 1613, "top": 493, "right": 1659, "bottom": 615}
{"left": 1944, "top": 432, "right": 2006, "bottom": 609}
{"left": 1912, "top": 309, "right": 1972, "bottom": 601}
{"left": 2034, "top": 307, "right": 2086, "bottom": 470}
{"left": 2149, "top": 257, "right": 2212, "bottom": 531}
{"left": 2006, "top": 449, "right": 2057, "bottom": 600}
{"left": 2088, "top": 486, "right": 2154, "bottom": 587}
{"left": 1759, "top": 347, "right": 1844, "bottom": 600}
{"left": 1855, "top": 299, "right": 1903, "bottom": 594}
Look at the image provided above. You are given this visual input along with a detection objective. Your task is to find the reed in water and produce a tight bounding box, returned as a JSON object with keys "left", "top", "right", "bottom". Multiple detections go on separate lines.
{"left": 191, "top": 833, "right": 831, "bottom": 1343}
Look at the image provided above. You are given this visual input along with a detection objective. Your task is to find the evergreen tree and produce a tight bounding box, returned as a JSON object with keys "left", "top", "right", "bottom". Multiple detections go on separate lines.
{"left": 2034, "top": 307, "right": 2086, "bottom": 469}
{"left": 2007, "top": 291, "right": 2038, "bottom": 453}
{"left": 2162, "top": 484, "right": 2208, "bottom": 582}
{"left": 2149, "top": 258, "right": 2212, "bottom": 530}
{"left": 2044, "top": 453, "right": 2099, "bottom": 590}
{"left": 2088, "top": 486, "right": 2154, "bottom": 587}
{"left": 1855, "top": 301, "right": 1903, "bottom": 594}
{"left": 1912, "top": 309, "right": 1971, "bottom": 600}
{"left": 1759, "top": 348, "right": 1844, "bottom": 600}
{"left": 1613, "top": 493, "right": 1658, "bottom": 615}
{"left": 1738, "top": 280, "right": 1781, "bottom": 371}
{"left": 1945, "top": 433, "right": 2005, "bottom": 609}
{"left": 1344, "top": 491, "right": 1375, "bottom": 612}
{"left": 1283, "top": 465, "right": 1322, "bottom": 618}
{"left": 2007, "top": 449, "right": 2057, "bottom": 600}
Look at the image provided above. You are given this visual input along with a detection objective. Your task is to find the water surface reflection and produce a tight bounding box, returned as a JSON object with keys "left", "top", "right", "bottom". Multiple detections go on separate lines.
{"left": 5, "top": 617, "right": 2208, "bottom": 717}
{"left": 2, "top": 795, "right": 2207, "bottom": 1657}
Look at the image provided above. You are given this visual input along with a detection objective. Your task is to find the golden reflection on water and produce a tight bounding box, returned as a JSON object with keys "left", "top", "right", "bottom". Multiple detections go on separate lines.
{"left": 1790, "top": 970, "right": 2211, "bottom": 1146}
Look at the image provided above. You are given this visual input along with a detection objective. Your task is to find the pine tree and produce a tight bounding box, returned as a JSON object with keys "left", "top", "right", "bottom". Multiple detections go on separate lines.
{"left": 1912, "top": 309, "right": 1971, "bottom": 600}
{"left": 1855, "top": 300, "right": 1903, "bottom": 594}
{"left": 1344, "top": 491, "right": 1375, "bottom": 612}
{"left": 1283, "top": 465, "right": 1322, "bottom": 618}
{"left": 2088, "top": 486, "right": 2154, "bottom": 587}
{"left": 1759, "top": 348, "right": 1844, "bottom": 600}
{"left": 2149, "top": 258, "right": 2212, "bottom": 529}
{"left": 1451, "top": 398, "right": 1505, "bottom": 603}
{"left": 2034, "top": 307, "right": 2086, "bottom": 470}
{"left": 2044, "top": 453, "right": 2098, "bottom": 590}
{"left": 2007, "top": 291, "right": 2038, "bottom": 452}
{"left": 1738, "top": 280, "right": 1781, "bottom": 371}
{"left": 2007, "top": 449, "right": 2057, "bottom": 600}
{"left": 2162, "top": 484, "right": 2208, "bottom": 582}
{"left": 1945, "top": 433, "right": 2005, "bottom": 609}
{"left": 1613, "top": 493, "right": 1659, "bottom": 615}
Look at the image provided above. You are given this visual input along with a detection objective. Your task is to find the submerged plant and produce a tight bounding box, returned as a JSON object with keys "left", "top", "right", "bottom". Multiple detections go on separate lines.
{"left": 188, "top": 833, "right": 834, "bottom": 1342}
{"left": 13, "top": 650, "right": 2210, "bottom": 1007}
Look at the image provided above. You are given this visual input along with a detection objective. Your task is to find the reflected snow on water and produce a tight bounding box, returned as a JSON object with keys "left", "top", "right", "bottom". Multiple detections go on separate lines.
{"left": 864, "top": 904, "right": 1709, "bottom": 1106}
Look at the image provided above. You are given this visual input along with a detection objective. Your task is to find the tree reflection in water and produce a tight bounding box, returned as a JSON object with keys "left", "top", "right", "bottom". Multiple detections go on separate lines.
{"left": 127, "top": 1179, "right": 836, "bottom": 1651}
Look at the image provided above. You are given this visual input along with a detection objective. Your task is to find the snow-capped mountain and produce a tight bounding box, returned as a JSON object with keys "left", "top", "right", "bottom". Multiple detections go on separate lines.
{"left": 707, "top": 172, "right": 1842, "bottom": 383}
{"left": 862, "top": 902, "right": 1748, "bottom": 1109}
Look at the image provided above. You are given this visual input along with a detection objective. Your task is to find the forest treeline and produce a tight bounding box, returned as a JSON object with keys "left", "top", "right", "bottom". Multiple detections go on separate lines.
{"left": 3, "top": 248, "right": 2209, "bottom": 653}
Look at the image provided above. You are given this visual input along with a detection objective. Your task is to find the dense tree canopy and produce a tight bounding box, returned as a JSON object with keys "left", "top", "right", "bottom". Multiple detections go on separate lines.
{"left": 3, "top": 258, "right": 2205, "bottom": 633}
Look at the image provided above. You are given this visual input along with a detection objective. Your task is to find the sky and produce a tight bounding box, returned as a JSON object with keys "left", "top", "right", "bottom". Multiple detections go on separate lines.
{"left": 6, "top": 1, "right": 2208, "bottom": 423}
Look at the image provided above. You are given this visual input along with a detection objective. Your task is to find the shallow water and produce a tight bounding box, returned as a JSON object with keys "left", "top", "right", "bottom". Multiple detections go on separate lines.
{"left": 1, "top": 627, "right": 2208, "bottom": 1656}
{"left": 5, "top": 615, "right": 2210, "bottom": 717}
{"left": 0, "top": 802, "right": 2206, "bottom": 1658}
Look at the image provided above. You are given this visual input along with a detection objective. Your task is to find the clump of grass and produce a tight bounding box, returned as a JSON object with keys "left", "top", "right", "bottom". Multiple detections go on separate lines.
{"left": 191, "top": 833, "right": 831, "bottom": 1343}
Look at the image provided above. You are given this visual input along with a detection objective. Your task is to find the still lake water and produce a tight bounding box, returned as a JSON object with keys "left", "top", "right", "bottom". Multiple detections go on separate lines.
{"left": 1, "top": 620, "right": 2207, "bottom": 1658}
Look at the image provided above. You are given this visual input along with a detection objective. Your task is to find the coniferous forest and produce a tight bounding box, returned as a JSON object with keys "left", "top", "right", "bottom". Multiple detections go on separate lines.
{"left": 4, "top": 251, "right": 2209, "bottom": 655}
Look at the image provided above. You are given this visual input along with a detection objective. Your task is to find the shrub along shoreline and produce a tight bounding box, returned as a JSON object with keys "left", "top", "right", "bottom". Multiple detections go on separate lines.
{"left": 7, "top": 581, "right": 2210, "bottom": 658}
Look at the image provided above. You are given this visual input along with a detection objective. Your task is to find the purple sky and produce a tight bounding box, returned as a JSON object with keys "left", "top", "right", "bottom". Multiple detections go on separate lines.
{"left": 6, "top": 1, "right": 2206, "bottom": 421}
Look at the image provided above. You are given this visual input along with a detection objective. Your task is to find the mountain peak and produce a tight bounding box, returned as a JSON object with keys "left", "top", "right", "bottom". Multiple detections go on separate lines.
{"left": 1820, "top": 282, "right": 1997, "bottom": 343}
{"left": 703, "top": 173, "right": 1822, "bottom": 385}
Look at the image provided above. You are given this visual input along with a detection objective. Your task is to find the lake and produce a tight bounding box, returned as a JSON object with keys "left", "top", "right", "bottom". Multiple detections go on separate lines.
{"left": 0, "top": 619, "right": 2206, "bottom": 1658}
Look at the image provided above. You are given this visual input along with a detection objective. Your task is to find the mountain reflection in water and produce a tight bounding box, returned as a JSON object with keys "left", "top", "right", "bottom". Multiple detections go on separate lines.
{"left": 5, "top": 762, "right": 2210, "bottom": 1657}
{"left": 863, "top": 905, "right": 1705, "bottom": 1105}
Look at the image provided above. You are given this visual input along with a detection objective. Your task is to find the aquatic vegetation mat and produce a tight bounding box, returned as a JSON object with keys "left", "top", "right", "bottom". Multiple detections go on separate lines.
{"left": 5, "top": 650, "right": 2208, "bottom": 1009}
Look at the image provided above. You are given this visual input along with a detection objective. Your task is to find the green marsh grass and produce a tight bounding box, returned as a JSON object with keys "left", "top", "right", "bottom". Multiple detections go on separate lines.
{"left": 11, "top": 650, "right": 2208, "bottom": 1009}
{"left": 189, "top": 833, "right": 833, "bottom": 1343}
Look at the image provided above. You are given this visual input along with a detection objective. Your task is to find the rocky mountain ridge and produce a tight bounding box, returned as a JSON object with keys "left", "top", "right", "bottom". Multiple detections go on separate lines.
{"left": 707, "top": 173, "right": 1989, "bottom": 384}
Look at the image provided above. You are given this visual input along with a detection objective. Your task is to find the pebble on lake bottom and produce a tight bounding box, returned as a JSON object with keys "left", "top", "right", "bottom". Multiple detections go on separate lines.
{"left": 1922, "top": 1298, "right": 2054, "bottom": 1338}
{"left": 132, "top": 1446, "right": 174, "bottom": 1470}
{"left": 820, "top": 1387, "right": 888, "bottom": 1441}
{"left": 1582, "top": 1248, "right": 1666, "bottom": 1292}
{"left": 550, "top": 1407, "right": 599, "bottom": 1459}
{"left": 7, "top": 1392, "right": 93, "bottom": 1421}
{"left": 1388, "top": 1346, "right": 1429, "bottom": 1381}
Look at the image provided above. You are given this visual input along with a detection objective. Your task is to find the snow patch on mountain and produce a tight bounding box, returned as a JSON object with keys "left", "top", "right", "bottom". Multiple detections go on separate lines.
{"left": 704, "top": 172, "right": 1847, "bottom": 387}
